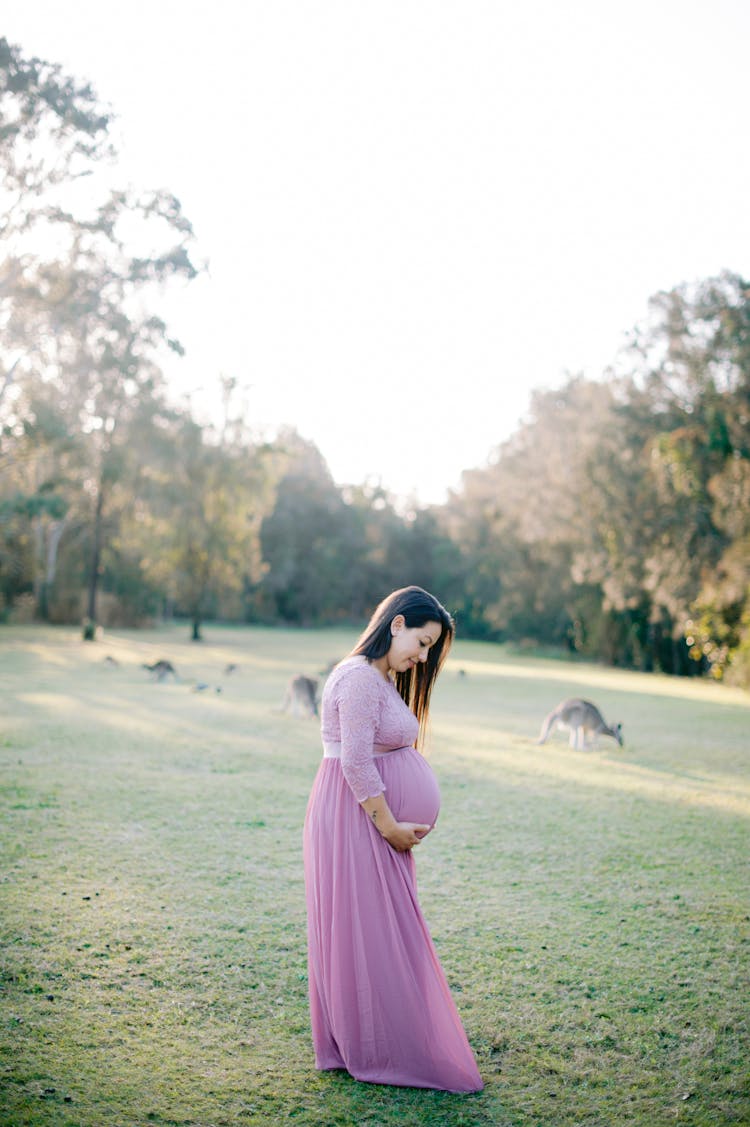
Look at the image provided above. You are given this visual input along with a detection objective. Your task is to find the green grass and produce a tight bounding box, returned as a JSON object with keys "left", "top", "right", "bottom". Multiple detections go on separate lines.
{"left": 1, "top": 623, "right": 748, "bottom": 1126}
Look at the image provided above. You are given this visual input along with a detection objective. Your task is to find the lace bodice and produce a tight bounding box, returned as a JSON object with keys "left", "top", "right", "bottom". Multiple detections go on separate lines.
{"left": 320, "top": 656, "right": 420, "bottom": 802}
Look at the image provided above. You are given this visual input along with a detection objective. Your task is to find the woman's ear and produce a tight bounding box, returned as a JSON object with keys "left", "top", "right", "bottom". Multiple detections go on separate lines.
{"left": 390, "top": 614, "right": 406, "bottom": 636}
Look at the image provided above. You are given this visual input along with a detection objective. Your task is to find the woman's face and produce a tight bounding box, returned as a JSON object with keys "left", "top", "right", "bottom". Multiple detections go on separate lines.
{"left": 386, "top": 616, "right": 442, "bottom": 674}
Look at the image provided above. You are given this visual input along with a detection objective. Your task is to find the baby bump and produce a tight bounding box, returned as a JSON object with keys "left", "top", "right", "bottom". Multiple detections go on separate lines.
{"left": 379, "top": 747, "right": 441, "bottom": 827}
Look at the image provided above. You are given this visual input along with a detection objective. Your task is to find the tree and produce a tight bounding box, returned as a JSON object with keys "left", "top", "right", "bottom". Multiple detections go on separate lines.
{"left": 144, "top": 405, "right": 271, "bottom": 641}
{"left": 442, "top": 377, "right": 619, "bottom": 648}
{"left": 616, "top": 273, "right": 750, "bottom": 676}
{"left": 0, "top": 39, "right": 198, "bottom": 634}
{"left": 259, "top": 434, "right": 352, "bottom": 624}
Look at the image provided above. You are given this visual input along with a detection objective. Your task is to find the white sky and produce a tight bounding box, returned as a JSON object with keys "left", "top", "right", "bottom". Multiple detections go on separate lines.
{"left": 5, "top": 1, "right": 750, "bottom": 503}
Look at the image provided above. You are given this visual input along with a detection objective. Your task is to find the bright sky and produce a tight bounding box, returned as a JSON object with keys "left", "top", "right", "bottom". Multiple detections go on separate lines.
{"left": 5, "top": 1, "right": 750, "bottom": 503}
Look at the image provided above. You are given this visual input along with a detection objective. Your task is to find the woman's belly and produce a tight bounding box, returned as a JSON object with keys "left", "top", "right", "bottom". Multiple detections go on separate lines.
{"left": 379, "top": 747, "right": 441, "bottom": 827}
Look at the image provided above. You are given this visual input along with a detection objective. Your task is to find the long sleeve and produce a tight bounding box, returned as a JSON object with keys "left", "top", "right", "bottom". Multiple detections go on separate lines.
{"left": 334, "top": 664, "right": 387, "bottom": 803}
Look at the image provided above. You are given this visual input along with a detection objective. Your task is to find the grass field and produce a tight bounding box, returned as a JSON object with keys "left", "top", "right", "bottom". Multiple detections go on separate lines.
{"left": 1, "top": 622, "right": 748, "bottom": 1127}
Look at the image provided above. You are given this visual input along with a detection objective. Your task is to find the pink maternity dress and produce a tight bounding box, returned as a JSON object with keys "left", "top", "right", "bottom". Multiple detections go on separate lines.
{"left": 303, "top": 655, "right": 483, "bottom": 1092}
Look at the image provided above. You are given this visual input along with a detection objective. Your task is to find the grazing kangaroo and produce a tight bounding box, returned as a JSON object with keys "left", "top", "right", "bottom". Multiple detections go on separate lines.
{"left": 281, "top": 675, "right": 319, "bottom": 718}
{"left": 537, "top": 699, "right": 623, "bottom": 750}
{"left": 142, "top": 659, "right": 178, "bottom": 682}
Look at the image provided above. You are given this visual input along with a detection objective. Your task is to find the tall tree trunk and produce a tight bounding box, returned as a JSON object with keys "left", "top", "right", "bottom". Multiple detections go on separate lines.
{"left": 36, "top": 516, "right": 67, "bottom": 622}
{"left": 83, "top": 482, "right": 104, "bottom": 640}
{"left": 32, "top": 515, "right": 44, "bottom": 617}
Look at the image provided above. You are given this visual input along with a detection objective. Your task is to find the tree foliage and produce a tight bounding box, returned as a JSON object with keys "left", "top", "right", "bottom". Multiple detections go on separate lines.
{"left": 441, "top": 272, "right": 750, "bottom": 681}
{"left": 0, "top": 37, "right": 197, "bottom": 635}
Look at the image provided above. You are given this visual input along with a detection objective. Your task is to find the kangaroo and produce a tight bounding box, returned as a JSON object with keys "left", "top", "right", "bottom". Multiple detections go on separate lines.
{"left": 281, "top": 675, "right": 319, "bottom": 718}
{"left": 537, "top": 698, "right": 623, "bottom": 750}
{"left": 142, "top": 659, "right": 178, "bottom": 682}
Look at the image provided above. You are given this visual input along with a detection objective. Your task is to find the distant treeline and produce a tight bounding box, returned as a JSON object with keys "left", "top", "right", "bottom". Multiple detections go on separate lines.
{"left": 1, "top": 38, "right": 749, "bottom": 685}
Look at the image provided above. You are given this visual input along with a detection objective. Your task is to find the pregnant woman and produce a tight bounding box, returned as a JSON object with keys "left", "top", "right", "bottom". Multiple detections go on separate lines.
{"left": 303, "top": 586, "right": 483, "bottom": 1093}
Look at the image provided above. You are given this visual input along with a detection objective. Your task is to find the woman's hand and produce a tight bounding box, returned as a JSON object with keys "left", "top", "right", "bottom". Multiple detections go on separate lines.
{"left": 360, "top": 794, "right": 432, "bottom": 851}
{"left": 385, "top": 821, "right": 432, "bottom": 852}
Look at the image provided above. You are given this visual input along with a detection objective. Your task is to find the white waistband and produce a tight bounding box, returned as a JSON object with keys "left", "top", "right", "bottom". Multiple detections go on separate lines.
{"left": 322, "top": 741, "right": 410, "bottom": 759}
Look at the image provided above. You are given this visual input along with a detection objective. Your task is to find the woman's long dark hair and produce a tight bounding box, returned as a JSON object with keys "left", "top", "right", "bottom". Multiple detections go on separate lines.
{"left": 352, "top": 586, "right": 455, "bottom": 748}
